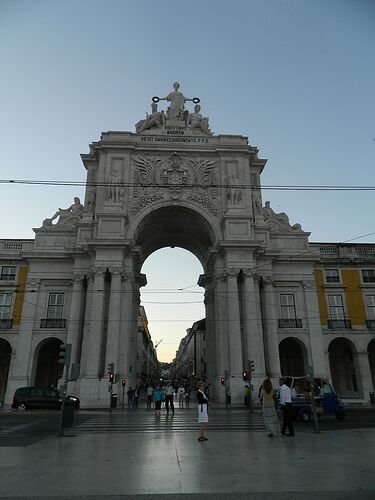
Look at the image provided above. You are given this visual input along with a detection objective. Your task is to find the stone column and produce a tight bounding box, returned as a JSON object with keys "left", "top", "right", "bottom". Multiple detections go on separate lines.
{"left": 357, "top": 351, "right": 374, "bottom": 400}
{"left": 261, "top": 277, "right": 281, "bottom": 378}
{"left": 118, "top": 272, "right": 136, "bottom": 381}
{"left": 66, "top": 274, "right": 85, "bottom": 365}
{"left": 104, "top": 268, "right": 122, "bottom": 373}
{"left": 214, "top": 273, "right": 229, "bottom": 403}
{"left": 243, "top": 271, "right": 266, "bottom": 379}
{"left": 226, "top": 270, "right": 244, "bottom": 403}
{"left": 84, "top": 268, "right": 106, "bottom": 378}
{"left": 303, "top": 281, "right": 329, "bottom": 378}
{"left": 5, "top": 278, "right": 41, "bottom": 403}
{"left": 203, "top": 275, "right": 216, "bottom": 391}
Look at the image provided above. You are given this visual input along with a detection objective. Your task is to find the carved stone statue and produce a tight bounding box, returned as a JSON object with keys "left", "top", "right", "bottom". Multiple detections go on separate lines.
{"left": 187, "top": 104, "right": 212, "bottom": 135}
{"left": 262, "top": 201, "right": 302, "bottom": 231}
{"left": 135, "top": 102, "right": 164, "bottom": 133}
{"left": 85, "top": 190, "right": 96, "bottom": 214}
{"left": 43, "top": 197, "right": 84, "bottom": 228}
{"left": 107, "top": 170, "right": 124, "bottom": 203}
{"left": 158, "top": 82, "right": 195, "bottom": 121}
{"left": 227, "top": 175, "right": 242, "bottom": 205}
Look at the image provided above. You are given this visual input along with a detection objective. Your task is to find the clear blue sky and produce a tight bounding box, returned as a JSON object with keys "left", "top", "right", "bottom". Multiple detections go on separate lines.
{"left": 1, "top": 0, "right": 374, "bottom": 361}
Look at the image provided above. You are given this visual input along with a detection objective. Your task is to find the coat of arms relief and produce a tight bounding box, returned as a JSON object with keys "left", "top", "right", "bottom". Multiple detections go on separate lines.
{"left": 131, "top": 152, "right": 218, "bottom": 215}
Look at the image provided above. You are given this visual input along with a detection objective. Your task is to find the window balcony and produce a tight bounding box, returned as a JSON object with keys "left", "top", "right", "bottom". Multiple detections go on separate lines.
{"left": 40, "top": 318, "right": 67, "bottom": 329}
{"left": 0, "top": 318, "right": 13, "bottom": 329}
{"left": 366, "top": 320, "right": 375, "bottom": 329}
{"left": 278, "top": 318, "right": 302, "bottom": 328}
{"left": 327, "top": 319, "right": 352, "bottom": 329}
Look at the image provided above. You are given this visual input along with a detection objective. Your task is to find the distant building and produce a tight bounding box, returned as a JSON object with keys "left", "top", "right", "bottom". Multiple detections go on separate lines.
{"left": 171, "top": 319, "right": 206, "bottom": 385}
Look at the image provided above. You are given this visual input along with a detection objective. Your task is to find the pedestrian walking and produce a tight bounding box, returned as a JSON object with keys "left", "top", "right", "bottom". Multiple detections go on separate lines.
{"left": 197, "top": 381, "right": 209, "bottom": 441}
{"left": 260, "top": 378, "right": 280, "bottom": 437}
{"left": 177, "top": 385, "right": 185, "bottom": 408}
{"left": 153, "top": 385, "right": 164, "bottom": 415}
{"left": 243, "top": 384, "right": 250, "bottom": 406}
{"left": 127, "top": 387, "right": 134, "bottom": 409}
{"left": 164, "top": 382, "right": 175, "bottom": 414}
{"left": 184, "top": 386, "right": 190, "bottom": 408}
{"left": 279, "top": 377, "right": 295, "bottom": 436}
{"left": 134, "top": 386, "right": 140, "bottom": 406}
{"left": 146, "top": 384, "right": 154, "bottom": 409}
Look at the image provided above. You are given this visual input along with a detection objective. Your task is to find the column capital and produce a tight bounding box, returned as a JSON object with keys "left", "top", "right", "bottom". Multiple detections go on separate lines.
{"left": 26, "top": 278, "right": 41, "bottom": 290}
{"left": 91, "top": 266, "right": 107, "bottom": 276}
{"left": 212, "top": 271, "right": 226, "bottom": 284}
{"left": 72, "top": 273, "right": 85, "bottom": 284}
{"left": 108, "top": 267, "right": 123, "bottom": 277}
{"left": 86, "top": 272, "right": 95, "bottom": 284}
{"left": 261, "top": 275, "right": 273, "bottom": 286}
{"left": 225, "top": 268, "right": 241, "bottom": 279}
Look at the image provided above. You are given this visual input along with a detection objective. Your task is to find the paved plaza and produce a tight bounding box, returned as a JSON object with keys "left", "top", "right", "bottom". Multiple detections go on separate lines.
{"left": 1, "top": 408, "right": 375, "bottom": 499}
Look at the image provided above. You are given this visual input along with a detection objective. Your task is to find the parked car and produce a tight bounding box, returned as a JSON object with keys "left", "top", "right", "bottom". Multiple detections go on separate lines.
{"left": 12, "top": 387, "right": 80, "bottom": 410}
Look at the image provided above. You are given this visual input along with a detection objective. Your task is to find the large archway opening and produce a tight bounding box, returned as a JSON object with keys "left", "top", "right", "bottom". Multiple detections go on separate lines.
{"left": 34, "top": 338, "right": 63, "bottom": 388}
{"left": 328, "top": 338, "right": 359, "bottom": 398}
{"left": 0, "top": 339, "right": 11, "bottom": 403}
{"left": 132, "top": 205, "right": 216, "bottom": 390}
{"left": 141, "top": 248, "right": 205, "bottom": 382}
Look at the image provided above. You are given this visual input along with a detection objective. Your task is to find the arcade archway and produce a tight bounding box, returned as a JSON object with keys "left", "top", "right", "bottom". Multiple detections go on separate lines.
{"left": 34, "top": 338, "right": 63, "bottom": 388}
{"left": 279, "top": 338, "right": 307, "bottom": 377}
{"left": 0, "top": 339, "right": 11, "bottom": 403}
{"left": 328, "top": 338, "right": 359, "bottom": 398}
{"left": 368, "top": 339, "right": 375, "bottom": 390}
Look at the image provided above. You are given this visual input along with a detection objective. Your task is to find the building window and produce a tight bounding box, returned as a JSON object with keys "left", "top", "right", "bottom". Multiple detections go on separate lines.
{"left": 0, "top": 293, "right": 12, "bottom": 319}
{"left": 40, "top": 293, "right": 66, "bottom": 328}
{"left": 0, "top": 266, "right": 16, "bottom": 281}
{"left": 0, "top": 293, "right": 13, "bottom": 329}
{"left": 366, "top": 295, "right": 375, "bottom": 329}
{"left": 278, "top": 294, "right": 302, "bottom": 328}
{"left": 327, "top": 294, "right": 351, "bottom": 329}
{"left": 47, "top": 293, "right": 64, "bottom": 319}
{"left": 362, "top": 269, "right": 375, "bottom": 283}
{"left": 280, "top": 294, "right": 297, "bottom": 320}
{"left": 325, "top": 269, "right": 340, "bottom": 283}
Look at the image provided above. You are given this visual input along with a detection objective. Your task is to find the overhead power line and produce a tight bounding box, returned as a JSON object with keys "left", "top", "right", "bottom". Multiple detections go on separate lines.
{"left": 2, "top": 178, "right": 375, "bottom": 191}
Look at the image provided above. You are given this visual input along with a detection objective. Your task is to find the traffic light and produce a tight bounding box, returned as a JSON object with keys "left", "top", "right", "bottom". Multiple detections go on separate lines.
{"left": 121, "top": 379, "right": 126, "bottom": 387}
{"left": 243, "top": 371, "right": 249, "bottom": 381}
{"left": 58, "top": 343, "right": 71, "bottom": 366}
{"left": 220, "top": 377, "right": 225, "bottom": 385}
{"left": 107, "top": 362, "right": 114, "bottom": 375}
{"left": 249, "top": 360, "right": 255, "bottom": 372}
{"left": 109, "top": 372, "right": 114, "bottom": 383}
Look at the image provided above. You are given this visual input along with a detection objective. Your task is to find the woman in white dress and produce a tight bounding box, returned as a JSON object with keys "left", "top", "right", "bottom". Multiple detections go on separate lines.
{"left": 196, "top": 381, "right": 209, "bottom": 441}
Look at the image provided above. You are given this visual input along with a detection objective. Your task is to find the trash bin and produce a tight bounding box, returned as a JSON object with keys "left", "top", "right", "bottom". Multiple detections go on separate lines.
{"left": 369, "top": 392, "right": 375, "bottom": 405}
{"left": 62, "top": 405, "right": 74, "bottom": 427}
{"left": 111, "top": 394, "right": 118, "bottom": 408}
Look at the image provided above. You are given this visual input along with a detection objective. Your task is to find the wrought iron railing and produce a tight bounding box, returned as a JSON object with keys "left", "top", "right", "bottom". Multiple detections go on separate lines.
{"left": 0, "top": 318, "right": 13, "bottom": 329}
{"left": 278, "top": 318, "right": 302, "bottom": 328}
{"left": 40, "top": 318, "right": 66, "bottom": 328}
{"left": 327, "top": 319, "right": 352, "bottom": 329}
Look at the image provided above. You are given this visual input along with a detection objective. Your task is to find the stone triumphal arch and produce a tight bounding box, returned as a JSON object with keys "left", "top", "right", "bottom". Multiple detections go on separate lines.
{"left": 22, "top": 83, "right": 317, "bottom": 407}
